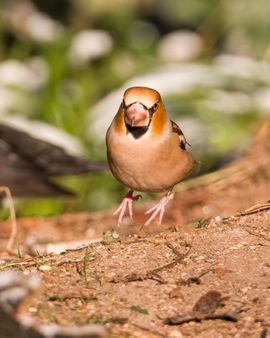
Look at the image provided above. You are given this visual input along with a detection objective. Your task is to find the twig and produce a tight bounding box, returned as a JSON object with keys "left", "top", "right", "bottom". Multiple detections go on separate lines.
{"left": 0, "top": 253, "right": 87, "bottom": 271}
{"left": 110, "top": 242, "right": 191, "bottom": 284}
{"left": 151, "top": 242, "right": 191, "bottom": 274}
{"left": 239, "top": 202, "right": 270, "bottom": 216}
{"left": 244, "top": 229, "right": 270, "bottom": 243}
{"left": 178, "top": 268, "right": 213, "bottom": 285}
{"left": 110, "top": 271, "right": 166, "bottom": 284}
{"left": 57, "top": 259, "right": 84, "bottom": 266}
{"left": 0, "top": 260, "right": 38, "bottom": 271}
{"left": 0, "top": 186, "right": 17, "bottom": 253}
{"left": 165, "top": 242, "right": 182, "bottom": 256}
{"left": 164, "top": 311, "right": 239, "bottom": 325}
{"left": 48, "top": 294, "right": 97, "bottom": 302}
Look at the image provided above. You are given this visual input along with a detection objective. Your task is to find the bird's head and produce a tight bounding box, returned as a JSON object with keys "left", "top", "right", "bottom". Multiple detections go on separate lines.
{"left": 123, "top": 87, "right": 161, "bottom": 128}
{"left": 113, "top": 86, "right": 170, "bottom": 138}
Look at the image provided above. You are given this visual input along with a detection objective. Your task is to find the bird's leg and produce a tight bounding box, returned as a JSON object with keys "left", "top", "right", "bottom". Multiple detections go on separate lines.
{"left": 0, "top": 186, "right": 17, "bottom": 253}
{"left": 144, "top": 191, "right": 174, "bottom": 226}
{"left": 113, "top": 190, "right": 142, "bottom": 226}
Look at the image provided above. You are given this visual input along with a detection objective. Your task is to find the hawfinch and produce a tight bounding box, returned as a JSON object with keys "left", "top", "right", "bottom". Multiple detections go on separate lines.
{"left": 0, "top": 123, "right": 106, "bottom": 252}
{"left": 106, "top": 86, "right": 194, "bottom": 226}
{"left": 0, "top": 123, "right": 106, "bottom": 197}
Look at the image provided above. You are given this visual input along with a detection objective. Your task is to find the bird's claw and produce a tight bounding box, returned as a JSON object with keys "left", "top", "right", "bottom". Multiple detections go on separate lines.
{"left": 114, "top": 190, "right": 142, "bottom": 226}
{"left": 143, "top": 192, "right": 174, "bottom": 227}
{"left": 133, "top": 194, "right": 142, "bottom": 201}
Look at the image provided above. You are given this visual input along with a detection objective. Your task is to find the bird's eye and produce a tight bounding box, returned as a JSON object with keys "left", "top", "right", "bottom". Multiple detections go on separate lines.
{"left": 150, "top": 103, "right": 158, "bottom": 114}
{"left": 152, "top": 103, "right": 158, "bottom": 111}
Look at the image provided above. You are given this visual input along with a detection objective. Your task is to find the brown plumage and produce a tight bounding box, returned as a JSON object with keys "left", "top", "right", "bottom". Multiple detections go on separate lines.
{"left": 106, "top": 86, "right": 194, "bottom": 226}
{"left": 0, "top": 123, "right": 107, "bottom": 252}
{"left": 0, "top": 123, "right": 107, "bottom": 197}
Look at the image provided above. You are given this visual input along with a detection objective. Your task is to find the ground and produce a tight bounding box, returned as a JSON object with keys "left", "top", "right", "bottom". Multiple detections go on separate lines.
{"left": 0, "top": 122, "right": 269, "bottom": 338}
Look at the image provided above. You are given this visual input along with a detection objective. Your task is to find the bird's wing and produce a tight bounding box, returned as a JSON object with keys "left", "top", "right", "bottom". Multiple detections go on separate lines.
{"left": 0, "top": 124, "right": 107, "bottom": 176}
{"left": 170, "top": 120, "right": 190, "bottom": 150}
{"left": 0, "top": 150, "right": 73, "bottom": 197}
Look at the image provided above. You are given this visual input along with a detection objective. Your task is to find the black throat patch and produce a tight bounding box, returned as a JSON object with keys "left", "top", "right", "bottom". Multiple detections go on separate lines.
{"left": 126, "top": 124, "right": 149, "bottom": 139}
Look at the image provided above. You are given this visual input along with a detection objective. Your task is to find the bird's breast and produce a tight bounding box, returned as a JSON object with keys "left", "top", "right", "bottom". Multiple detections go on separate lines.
{"left": 106, "top": 127, "right": 194, "bottom": 192}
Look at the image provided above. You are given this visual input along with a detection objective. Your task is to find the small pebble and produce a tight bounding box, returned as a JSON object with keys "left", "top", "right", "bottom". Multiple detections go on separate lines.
{"left": 169, "top": 330, "right": 183, "bottom": 338}
{"left": 38, "top": 265, "right": 52, "bottom": 272}
{"left": 215, "top": 216, "right": 222, "bottom": 222}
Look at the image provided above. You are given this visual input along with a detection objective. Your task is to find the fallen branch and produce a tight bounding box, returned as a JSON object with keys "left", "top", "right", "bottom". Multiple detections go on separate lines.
{"left": 164, "top": 290, "right": 247, "bottom": 326}
{"left": 164, "top": 311, "right": 239, "bottom": 325}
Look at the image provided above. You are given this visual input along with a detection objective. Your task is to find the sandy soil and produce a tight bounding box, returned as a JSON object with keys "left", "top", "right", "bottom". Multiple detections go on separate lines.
{"left": 0, "top": 122, "right": 269, "bottom": 338}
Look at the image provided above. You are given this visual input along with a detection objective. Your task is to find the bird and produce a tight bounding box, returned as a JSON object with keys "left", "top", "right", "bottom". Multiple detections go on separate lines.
{"left": 106, "top": 86, "right": 195, "bottom": 226}
{"left": 0, "top": 123, "right": 106, "bottom": 197}
{"left": 0, "top": 122, "right": 106, "bottom": 252}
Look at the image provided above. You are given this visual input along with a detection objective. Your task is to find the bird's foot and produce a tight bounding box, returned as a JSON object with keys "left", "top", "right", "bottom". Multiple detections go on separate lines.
{"left": 114, "top": 190, "right": 142, "bottom": 226}
{"left": 144, "top": 192, "right": 174, "bottom": 226}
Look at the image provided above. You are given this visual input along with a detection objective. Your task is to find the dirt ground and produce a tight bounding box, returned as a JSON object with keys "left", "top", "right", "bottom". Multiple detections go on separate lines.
{"left": 0, "top": 122, "right": 270, "bottom": 338}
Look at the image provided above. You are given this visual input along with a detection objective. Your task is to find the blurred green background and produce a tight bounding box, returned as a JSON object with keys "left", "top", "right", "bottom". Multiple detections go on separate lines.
{"left": 1, "top": 0, "right": 270, "bottom": 217}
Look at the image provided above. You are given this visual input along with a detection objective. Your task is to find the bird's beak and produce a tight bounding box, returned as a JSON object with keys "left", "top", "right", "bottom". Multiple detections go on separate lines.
{"left": 124, "top": 102, "right": 149, "bottom": 127}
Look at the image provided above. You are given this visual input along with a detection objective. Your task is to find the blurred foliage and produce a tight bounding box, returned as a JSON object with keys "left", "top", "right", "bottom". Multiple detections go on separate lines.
{"left": 0, "top": 0, "right": 270, "bottom": 217}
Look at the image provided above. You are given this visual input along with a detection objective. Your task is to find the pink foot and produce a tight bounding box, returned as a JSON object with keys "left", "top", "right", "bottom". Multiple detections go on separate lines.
{"left": 114, "top": 190, "right": 142, "bottom": 226}
{"left": 144, "top": 192, "right": 174, "bottom": 226}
